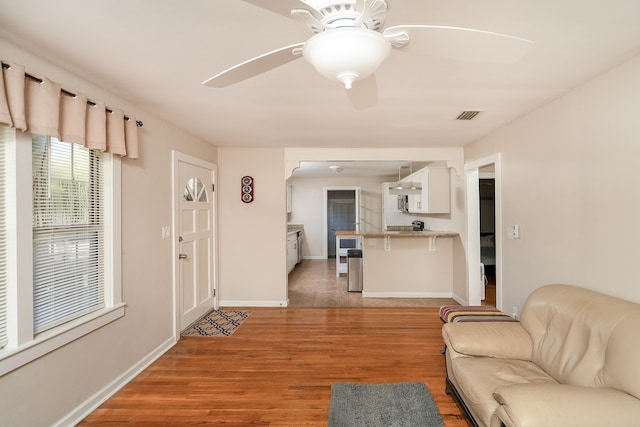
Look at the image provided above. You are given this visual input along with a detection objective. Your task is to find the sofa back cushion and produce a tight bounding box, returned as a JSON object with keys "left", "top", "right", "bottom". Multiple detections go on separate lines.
{"left": 520, "top": 284, "right": 640, "bottom": 399}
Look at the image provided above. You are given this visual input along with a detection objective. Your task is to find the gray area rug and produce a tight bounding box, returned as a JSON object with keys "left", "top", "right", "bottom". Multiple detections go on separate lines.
{"left": 328, "top": 382, "right": 444, "bottom": 427}
{"left": 181, "top": 309, "right": 251, "bottom": 337}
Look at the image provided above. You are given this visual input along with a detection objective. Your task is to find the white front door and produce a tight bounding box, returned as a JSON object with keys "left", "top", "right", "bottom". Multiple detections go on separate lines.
{"left": 173, "top": 152, "right": 217, "bottom": 332}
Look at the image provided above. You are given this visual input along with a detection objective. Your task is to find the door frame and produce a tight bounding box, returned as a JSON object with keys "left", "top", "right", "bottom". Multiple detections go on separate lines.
{"left": 322, "top": 186, "right": 361, "bottom": 259}
{"left": 171, "top": 151, "right": 218, "bottom": 338}
{"left": 465, "top": 153, "right": 502, "bottom": 308}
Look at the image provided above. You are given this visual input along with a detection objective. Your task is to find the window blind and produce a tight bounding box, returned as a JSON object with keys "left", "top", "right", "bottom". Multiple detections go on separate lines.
{"left": 0, "top": 127, "right": 8, "bottom": 348}
{"left": 32, "top": 135, "right": 105, "bottom": 334}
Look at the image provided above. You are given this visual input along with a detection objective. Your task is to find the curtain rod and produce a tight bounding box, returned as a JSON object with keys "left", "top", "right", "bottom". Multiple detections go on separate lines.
{"left": 2, "top": 62, "right": 143, "bottom": 127}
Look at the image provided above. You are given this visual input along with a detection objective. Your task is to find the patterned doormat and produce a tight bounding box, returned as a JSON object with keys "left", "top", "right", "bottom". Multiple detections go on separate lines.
{"left": 181, "top": 309, "right": 252, "bottom": 337}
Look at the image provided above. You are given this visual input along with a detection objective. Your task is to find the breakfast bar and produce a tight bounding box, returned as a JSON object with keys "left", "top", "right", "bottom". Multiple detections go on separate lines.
{"left": 336, "top": 230, "right": 459, "bottom": 297}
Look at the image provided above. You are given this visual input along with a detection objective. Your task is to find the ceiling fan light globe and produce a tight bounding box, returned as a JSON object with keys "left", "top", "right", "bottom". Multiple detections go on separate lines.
{"left": 337, "top": 72, "right": 358, "bottom": 89}
{"left": 303, "top": 27, "right": 390, "bottom": 88}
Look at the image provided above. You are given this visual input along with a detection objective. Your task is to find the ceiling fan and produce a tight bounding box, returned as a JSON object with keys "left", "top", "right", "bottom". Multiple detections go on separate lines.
{"left": 203, "top": 0, "right": 533, "bottom": 108}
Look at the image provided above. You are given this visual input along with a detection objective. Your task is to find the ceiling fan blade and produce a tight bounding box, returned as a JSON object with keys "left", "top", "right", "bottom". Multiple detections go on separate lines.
{"left": 203, "top": 43, "right": 305, "bottom": 88}
{"left": 346, "top": 74, "right": 378, "bottom": 110}
{"left": 241, "top": 0, "right": 321, "bottom": 20}
{"left": 383, "top": 25, "right": 534, "bottom": 64}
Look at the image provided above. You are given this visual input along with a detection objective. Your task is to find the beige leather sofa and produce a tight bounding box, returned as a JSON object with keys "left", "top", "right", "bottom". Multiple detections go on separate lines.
{"left": 442, "top": 284, "right": 640, "bottom": 427}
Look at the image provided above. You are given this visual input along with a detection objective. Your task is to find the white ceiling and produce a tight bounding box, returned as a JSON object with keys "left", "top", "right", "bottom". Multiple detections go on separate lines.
{"left": 1, "top": 0, "right": 639, "bottom": 157}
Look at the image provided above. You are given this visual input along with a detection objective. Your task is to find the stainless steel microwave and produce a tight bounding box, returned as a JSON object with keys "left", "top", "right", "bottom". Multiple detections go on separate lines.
{"left": 397, "top": 195, "right": 408, "bottom": 212}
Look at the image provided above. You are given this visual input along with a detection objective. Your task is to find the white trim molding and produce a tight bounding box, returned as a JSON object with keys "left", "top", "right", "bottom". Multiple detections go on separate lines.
{"left": 54, "top": 336, "right": 176, "bottom": 427}
{"left": 219, "top": 300, "right": 290, "bottom": 308}
{"left": 362, "top": 291, "right": 453, "bottom": 298}
{"left": 464, "top": 153, "right": 503, "bottom": 308}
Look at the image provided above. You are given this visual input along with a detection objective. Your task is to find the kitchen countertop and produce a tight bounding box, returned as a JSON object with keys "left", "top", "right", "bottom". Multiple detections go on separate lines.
{"left": 287, "top": 224, "right": 304, "bottom": 234}
{"left": 335, "top": 230, "right": 458, "bottom": 238}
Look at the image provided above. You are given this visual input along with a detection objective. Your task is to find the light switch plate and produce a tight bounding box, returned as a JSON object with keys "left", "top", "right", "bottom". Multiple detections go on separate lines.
{"left": 161, "top": 226, "right": 171, "bottom": 239}
{"left": 507, "top": 224, "right": 520, "bottom": 239}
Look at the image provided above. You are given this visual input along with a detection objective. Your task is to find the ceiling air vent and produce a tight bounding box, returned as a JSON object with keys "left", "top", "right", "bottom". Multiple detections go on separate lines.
{"left": 456, "top": 110, "right": 482, "bottom": 120}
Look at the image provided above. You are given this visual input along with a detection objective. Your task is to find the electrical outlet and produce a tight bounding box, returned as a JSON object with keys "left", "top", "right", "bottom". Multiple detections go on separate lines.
{"left": 511, "top": 306, "right": 519, "bottom": 319}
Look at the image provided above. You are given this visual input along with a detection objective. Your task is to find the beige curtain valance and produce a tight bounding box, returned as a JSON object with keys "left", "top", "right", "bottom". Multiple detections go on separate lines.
{"left": 0, "top": 60, "right": 140, "bottom": 159}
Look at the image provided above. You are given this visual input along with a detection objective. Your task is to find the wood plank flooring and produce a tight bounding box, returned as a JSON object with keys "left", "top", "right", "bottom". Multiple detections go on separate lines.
{"left": 79, "top": 307, "right": 470, "bottom": 426}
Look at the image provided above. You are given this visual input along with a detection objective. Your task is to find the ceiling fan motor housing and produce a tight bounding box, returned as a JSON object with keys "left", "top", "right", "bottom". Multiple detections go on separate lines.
{"left": 304, "top": 0, "right": 387, "bottom": 31}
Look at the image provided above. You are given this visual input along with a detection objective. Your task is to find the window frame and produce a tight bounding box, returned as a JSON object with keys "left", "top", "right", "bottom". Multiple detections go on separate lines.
{"left": 0, "top": 128, "right": 124, "bottom": 377}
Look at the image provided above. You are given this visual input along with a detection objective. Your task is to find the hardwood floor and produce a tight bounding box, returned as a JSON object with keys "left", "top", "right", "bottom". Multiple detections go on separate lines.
{"left": 80, "top": 260, "right": 473, "bottom": 426}
{"left": 79, "top": 307, "right": 470, "bottom": 426}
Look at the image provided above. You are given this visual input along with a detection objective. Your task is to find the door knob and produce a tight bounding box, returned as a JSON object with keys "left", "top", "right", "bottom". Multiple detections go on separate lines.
{"left": 178, "top": 253, "right": 188, "bottom": 260}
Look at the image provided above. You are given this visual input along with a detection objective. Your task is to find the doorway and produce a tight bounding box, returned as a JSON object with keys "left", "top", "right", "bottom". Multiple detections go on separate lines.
{"left": 479, "top": 169, "right": 496, "bottom": 306}
{"left": 172, "top": 151, "right": 218, "bottom": 336}
{"left": 323, "top": 186, "right": 361, "bottom": 259}
{"left": 465, "top": 154, "right": 502, "bottom": 308}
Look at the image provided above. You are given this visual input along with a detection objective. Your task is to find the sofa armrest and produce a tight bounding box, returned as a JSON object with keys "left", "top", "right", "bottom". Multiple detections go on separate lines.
{"left": 442, "top": 321, "right": 532, "bottom": 360}
{"left": 492, "top": 383, "right": 640, "bottom": 427}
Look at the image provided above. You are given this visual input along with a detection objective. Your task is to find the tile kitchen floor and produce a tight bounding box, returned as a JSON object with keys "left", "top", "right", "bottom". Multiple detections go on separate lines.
{"left": 288, "top": 259, "right": 459, "bottom": 307}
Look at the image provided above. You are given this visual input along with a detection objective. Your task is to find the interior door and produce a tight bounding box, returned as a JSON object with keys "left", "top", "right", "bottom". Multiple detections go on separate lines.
{"left": 323, "top": 187, "right": 361, "bottom": 259}
{"left": 176, "top": 157, "right": 216, "bottom": 331}
{"left": 327, "top": 192, "right": 356, "bottom": 257}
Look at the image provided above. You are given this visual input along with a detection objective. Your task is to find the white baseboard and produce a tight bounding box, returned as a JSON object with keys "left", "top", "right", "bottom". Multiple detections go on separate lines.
{"left": 452, "top": 293, "right": 467, "bottom": 305}
{"left": 55, "top": 336, "right": 177, "bottom": 427}
{"left": 362, "top": 291, "right": 453, "bottom": 298}
{"left": 303, "top": 255, "right": 325, "bottom": 260}
{"left": 220, "top": 299, "right": 289, "bottom": 308}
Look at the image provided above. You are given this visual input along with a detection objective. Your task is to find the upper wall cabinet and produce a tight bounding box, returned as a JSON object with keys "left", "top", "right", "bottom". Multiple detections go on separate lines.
{"left": 406, "top": 167, "right": 450, "bottom": 214}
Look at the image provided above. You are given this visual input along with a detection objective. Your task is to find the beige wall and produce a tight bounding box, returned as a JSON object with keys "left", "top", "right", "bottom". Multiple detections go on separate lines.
{"left": 465, "top": 53, "right": 640, "bottom": 313}
{"left": 0, "top": 38, "right": 217, "bottom": 426}
{"left": 217, "top": 147, "right": 288, "bottom": 306}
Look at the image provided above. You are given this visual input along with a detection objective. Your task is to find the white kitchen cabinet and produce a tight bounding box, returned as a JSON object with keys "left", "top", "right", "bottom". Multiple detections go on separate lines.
{"left": 287, "top": 232, "right": 298, "bottom": 273}
{"left": 406, "top": 167, "right": 450, "bottom": 214}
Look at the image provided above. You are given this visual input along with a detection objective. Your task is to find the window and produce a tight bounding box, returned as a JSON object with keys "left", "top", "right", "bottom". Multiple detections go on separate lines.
{"left": 183, "top": 177, "right": 208, "bottom": 202}
{"left": 32, "top": 135, "right": 105, "bottom": 333}
{"left": 0, "top": 127, "right": 8, "bottom": 349}
{"left": 0, "top": 127, "right": 123, "bottom": 375}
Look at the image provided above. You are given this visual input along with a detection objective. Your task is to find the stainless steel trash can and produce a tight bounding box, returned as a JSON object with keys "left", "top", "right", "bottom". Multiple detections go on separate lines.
{"left": 347, "top": 249, "right": 363, "bottom": 292}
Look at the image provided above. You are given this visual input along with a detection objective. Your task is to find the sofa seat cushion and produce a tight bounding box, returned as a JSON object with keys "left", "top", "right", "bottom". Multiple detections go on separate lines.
{"left": 449, "top": 357, "right": 557, "bottom": 427}
{"left": 493, "top": 383, "right": 640, "bottom": 427}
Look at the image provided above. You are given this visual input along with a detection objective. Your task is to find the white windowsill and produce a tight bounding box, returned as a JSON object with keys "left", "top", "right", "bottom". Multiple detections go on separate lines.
{"left": 0, "top": 303, "right": 126, "bottom": 377}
